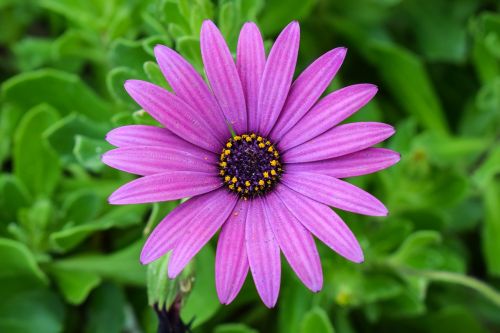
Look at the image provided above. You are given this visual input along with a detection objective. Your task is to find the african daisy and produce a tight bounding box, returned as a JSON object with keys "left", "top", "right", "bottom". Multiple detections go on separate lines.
{"left": 103, "top": 20, "right": 399, "bottom": 308}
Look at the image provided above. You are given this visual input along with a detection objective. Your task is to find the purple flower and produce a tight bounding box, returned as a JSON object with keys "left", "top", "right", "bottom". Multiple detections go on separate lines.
{"left": 103, "top": 20, "right": 399, "bottom": 308}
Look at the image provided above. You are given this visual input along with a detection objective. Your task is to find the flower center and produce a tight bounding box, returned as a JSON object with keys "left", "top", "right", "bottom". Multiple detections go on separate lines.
{"left": 219, "top": 133, "right": 283, "bottom": 198}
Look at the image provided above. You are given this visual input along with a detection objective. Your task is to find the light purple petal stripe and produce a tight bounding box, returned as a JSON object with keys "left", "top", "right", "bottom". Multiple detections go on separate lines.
{"left": 108, "top": 171, "right": 222, "bottom": 205}
{"left": 140, "top": 194, "right": 208, "bottom": 264}
{"left": 283, "top": 122, "right": 395, "bottom": 163}
{"left": 168, "top": 189, "right": 238, "bottom": 278}
{"left": 279, "top": 84, "right": 378, "bottom": 150}
{"left": 102, "top": 146, "right": 217, "bottom": 176}
{"left": 216, "top": 199, "right": 250, "bottom": 304}
{"left": 256, "top": 21, "right": 300, "bottom": 136}
{"left": 105, "top": 125, "right": 215, "bottom": 155}
{"left": 276, "top": 185, "right": 364, "bottom": 263}
{"left": 246, "top": 197, "right": 281, "bottom": 308}
{"left": 124, "top": 80, "right": 221, "bottom": 153}
{"left": 154, "top": 45, "right": 230, "bottom": 142}
{"left": 265, "top": 192, "right": 323, "bottom": 292}
{"left": 282, "top": 172, "right": 388, "bottom": 216}
{"left": 270, "top": 47, "right": 347, "bottom": 141}
{"left": 201, "top": 20, "right": 247, "bottom": 134}
{"left": 285, "top": 148, "right": 400, "bottom": 178}
{"left": 237, "top": 22, "right": 266, "bottom": 132}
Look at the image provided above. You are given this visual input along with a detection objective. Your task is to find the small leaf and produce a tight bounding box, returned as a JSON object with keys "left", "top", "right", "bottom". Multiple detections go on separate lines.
{"left": 300, "top": 307, "right": 335, "bottom": 333}
{"left": 0, "top": 238, "right": 47, "bottom": 284}
{"left": 214, "top": 323, "right": 259, "bottom": 333}
{"left": 84, "top": 283, "right": 126, "bottom": 333}
{"left": 1, "top": 69, "right": 111, "bottom": 121}
{"left": 13, "top": 104, "right": 61, "bottom": 197}
{"left": 73, "top": 135, "right": 113, "bottom": 172}
{"left": 50, "top": 267, "right": 101, "bottom": 305}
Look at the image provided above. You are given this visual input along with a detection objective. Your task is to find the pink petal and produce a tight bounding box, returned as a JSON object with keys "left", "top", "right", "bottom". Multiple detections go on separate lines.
{"left": 215, "top": 200, "right": 250, "bottom": 304}
{"left": 265, "top": 192, "right": 323, "bottom": 291}
{"left": 255, "top": 21, "right": 300, "bottom": 136}
{"left": 237, "top": 22, "right": 266, "bottom": 132}
{"left": 124, "top": 80, "right": 221, "bottom": 153}
{"left": 102, "top": 146, "right": 217, "bottom": 176}
{"left": 283, "top": 122, "right": 395, "bottom": 163}
{"left": 168, "top": 189, "right": 238, "bottom": 278}
{"left": 106, "top": 125, "right": 180, "bottom": 148}
{"left": 270, "top": 48, "right": 347, "bottom": 141}
{"left": 246, "top": 198, "right": 280, "bottom": 308}
{"left": 279, "top": 84, "right": 378, "bottom": 150}
{"left": 154, "top": 45, "right": 230, "bottom": 142}
{"left": 201, "top": 20, "right": 247, "bottom": 134}
{"left": 282, "top": 172, "right": 388, "bottom": 216}
{"left": 140, "top": 194, "right": 209, "bottom": 264}
{"left": 276, "top": 185, "right": 364, "bottom": 263}
{"left": 285, "top": 148, "right": 401, "bottom": 178}
{"left": 108, "top": 171, "right": 221, "bottom": 205}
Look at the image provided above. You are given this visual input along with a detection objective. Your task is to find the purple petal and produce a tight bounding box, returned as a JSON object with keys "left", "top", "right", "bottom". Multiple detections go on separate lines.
{"left": 102, "top": 146, "right": 217, "bottom": 176}
{"left": 285, "top": 148, "right": 400, "bottom": 178}
{"left": 283, "top": 122, "right": 395, "bottom": 163}
{"left": 246, "top": 198, "right": 280, "bottom": 308}
{"left": 265, "top": 192, "right": 323, "bottom": 291}
{"left": 106, "top": 125, "right": 179, "bottom": 148}
{"left": 154, "top": 45, "right": 230, "bottom": 142}
{"left": 108, "top": 171, "right": 221, "bottom": 205}
{"left": 237, "top": 22, "right": 266, "bottom": 132}
{"left": 282, "top": 172, "right": 388, "bottom": 216}
{"left": 201, "top": 20, "right": 247, "bottom": 133}
{"left": 168, "top": 189, "right": 238, "bottom": 278}
{"left": 105, "top": 125, "right": 214, "bottom": 158}
{"left": 124, "top": 80, "right": 221, "bottom": 152}
{"left": 276, "top": 185, "right": 364, "bottom": 263}
{"left": 279, "top": 84, "right": 378, "bottom": 150}
{"left": 270, "top": 48, "right": 347, "bottom": 141}
{"left": 255, "top": 21, "right": 300, "bottom": 136}
{"left": 140, "top": 194, "right": 208, "bottom": 264}
{"left": 216, "top": 200, "right": 250, "bottom": 304}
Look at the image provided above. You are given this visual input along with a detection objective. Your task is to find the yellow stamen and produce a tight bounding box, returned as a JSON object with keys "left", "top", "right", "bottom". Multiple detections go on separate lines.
{"left": 270, "top": 160, "right": 277, "bottom": 166}
{"left": 226, "top": 142, "right": 232, "bottom": 148}
{"left": 224, "top": 176, "right": 231, "bottom": 182}
{"left": 231, "top": 177, "right": 238, "bottom": 184}
{"left": 224, "top": 149, "right": 231, "bottom": 155}
{"left": 258, "top": 143, "right": 265, "bottom": 148}
{"left": 268, "top": 146, "right": 274, "bottom": 152}
{"left": 219, "top": 161, "right": 227, "bottom": 167}
{"left": 245, "top": 181, "right": 251, "bottom": 187}
{"left": 245, "top": 136, "right": 252, "bottom": 142}
{"left": 257, "top": 136, "right": 263, "bottom": 142}
{"left": 258, "top": 179, "right": 265, "bottom": 186}
{"left": 234, "top": 135, "right": 241, "bottom": 141}
{"left": 263, "top": 171, "right": 269, "bottom": 178}
{"left": 271, "top": 169, "right": 277, "bottom": 176}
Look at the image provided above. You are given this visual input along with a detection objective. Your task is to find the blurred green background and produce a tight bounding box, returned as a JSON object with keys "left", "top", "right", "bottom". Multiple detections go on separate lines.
{"left": 1, "top": 0, "right": 499, "bottom": 332}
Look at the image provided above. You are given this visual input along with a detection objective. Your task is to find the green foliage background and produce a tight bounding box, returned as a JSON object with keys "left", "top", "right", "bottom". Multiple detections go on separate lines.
{"left": 0, "top": 0, "right": 499, "bottom": 332}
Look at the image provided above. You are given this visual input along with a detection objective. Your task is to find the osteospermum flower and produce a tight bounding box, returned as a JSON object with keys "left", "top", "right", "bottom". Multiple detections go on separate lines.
{"left": 103, "top": 20, "right": 399, "bottom": 308}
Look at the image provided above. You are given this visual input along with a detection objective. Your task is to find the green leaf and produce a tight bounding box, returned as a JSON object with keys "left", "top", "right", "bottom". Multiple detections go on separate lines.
{"left": 13, "top": 104, "right": 61, "bottom": 197}
{"left": 84, "top": 283, "right": 125, "bottom": 333}
{"left": 473, "top": 146, "right": 500, "bottom": 189}
{"left": 12, "top": 37, "right": 54, "bottom": 71}
{"left": 300, "top": 307, "right": 335, "bottom": 333}
{"left": 144, "top": 61, "right": 171, "bottom": 89}
{"left": 50, "top": 205, "right": 146, "bottom": 252}
{"left": 0, "top": 104, "right": 23, "bottom": 165}
{"left": 45, "top": 113, "right": 109, "bottom": 164}
{"left": 214, "top": 323, "right": 259, "bottom": 333}
{"left": 482, "top": 181, "right": 500, "bottom": 276}
{"left": 50, "top": 241, "right": 146, "bottom": 286}
{"left": 62, "top": 189, "right": 102, "bottom": 225}
{"left": 0, "top": 238, "right": 47, "bottom": 284}
{"left": 106, "top": 66, "right": 137, "bottom": 104}
{"left": 0, "top": 174, "right": 31, "bottom": 223}
{"left": 389, "top": 231, "right": 442, "bottom": 268}
{"left": 259, "top": 0, "right": 317, "bottom": 35}
{"left": 0, "top": 287, "right": 65, "bottom": 333}
{"left": 1, "top": 69, "right": 111, "bottom": 121}
{"left": 73, "top": 135, "right": 113, "bottom": 172}
{"left": 177, "top": 36, "right": 203, "bottom": 72}
{"left": 367, "top": 42, "right": 449, "bottom": 135}
{"left": 50, "top": 267, "right": 101, "bottom": 305}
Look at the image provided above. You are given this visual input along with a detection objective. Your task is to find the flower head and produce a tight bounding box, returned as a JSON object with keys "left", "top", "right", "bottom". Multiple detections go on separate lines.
{"left": 103, "top": 20, "right": 399, "bottom": 308}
